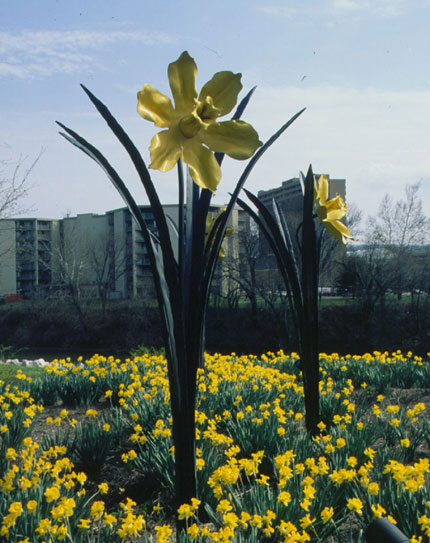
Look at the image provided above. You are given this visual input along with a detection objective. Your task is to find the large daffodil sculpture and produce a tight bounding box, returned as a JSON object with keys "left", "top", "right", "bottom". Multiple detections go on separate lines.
{"left": 314, "top": 174, "right": 353, "bottom": 244}
{"left": 57, "top": 50, "right": 305, "bottom": 520}
{"left": 137, "top": 51, "right": 262, "bottom": 192}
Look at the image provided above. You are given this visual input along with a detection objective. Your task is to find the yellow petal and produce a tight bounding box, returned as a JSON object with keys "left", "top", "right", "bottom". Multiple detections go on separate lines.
{"left": 195, "top": 96, "right": 220, "bottom": 122}
{"left": 323, "top": 196, "right": 347, "bottom": 221}
{"left": 203, "top": 120, "right": 262, "bottom": 159}
{"left": 325, "top": 195, "right": 346, "bottom": 214}
{"left": 322, "top": 219, "right": 353, "bottom": 244}
{"left": 168, "top": 51, "right": 197, "bottom": 115}
{"left": 316, "top": 174, "right": 329, "bottom": 203}
{"left": 178, "top": 112, "right": 204, "bottom": 139}
{"left": 198, "top": 71, "right": 242, "bottom": 116}
{"left": 137, "top": 84, "right": 175, "bottom": 128}
{"left": 182, "top": 140, "right": 221, "bottom": 192}
{"left": 149, "top": 130, "right": 182, "bottom": 172}
{"left": 325, "top": 208, "right": 346, "bottom": 221}
{"left": 321, "top": 220, "right": 344, "bottom": 243}
{"left": 331, "top": 219, "right": 353, "bottom": 239}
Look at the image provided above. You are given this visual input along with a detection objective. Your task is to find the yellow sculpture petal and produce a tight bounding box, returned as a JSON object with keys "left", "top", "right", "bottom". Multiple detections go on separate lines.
{"left": 137, "top": 51, "right": 262, "bottom": 192}
{"left": 203, "top": 120, "right": 262, "bottom": 160}
{"left": 149, "top": 130, "right": 182, "bottom": 172}
{"left": 137, "top": 85, "right": 175, "bottom": 128}
{"left": 167, "top": 51, "right": 197, "bottom": 115}
{"left": 322, "top": 219, "right": 353, "bottom": 244}
{"left": 332, "top": 219, "right": 353, "bottom": 238}
{"left": 321, "top": 221, "right": 343, "bottom": 243}
{"left": 314, "top": 174, "right": 353, "bottom": 244}
{"left": 198, "top": 71, "right": 242, "bottom": 116}
{"left": 324, "top": 196, "right": 347, "bottom": 220}
{"left": 182, "top": 140, "right": 221, "bottom": 192}
{"left": 315, "top": 174, "right": 329, "bottom": 203}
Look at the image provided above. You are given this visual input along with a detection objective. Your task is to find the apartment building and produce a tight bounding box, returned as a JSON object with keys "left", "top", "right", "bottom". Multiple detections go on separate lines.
{"left": 0, "top": 205, "right": 247, "bottom": 299}
{"left": 0, "top": 218, "right": 60, "bottom": 298}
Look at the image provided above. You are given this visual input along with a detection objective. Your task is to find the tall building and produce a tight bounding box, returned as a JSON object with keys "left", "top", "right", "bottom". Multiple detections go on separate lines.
{"left": 0, "top": 205, "right": 247, "bottom": 299}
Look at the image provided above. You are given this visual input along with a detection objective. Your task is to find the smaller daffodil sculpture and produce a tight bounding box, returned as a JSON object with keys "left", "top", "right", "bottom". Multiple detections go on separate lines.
{"left": 57, "top": 51, "right": 305, "bottom": 515}
{"left": 237, "top": 167, "right": 355, "bottom": 436}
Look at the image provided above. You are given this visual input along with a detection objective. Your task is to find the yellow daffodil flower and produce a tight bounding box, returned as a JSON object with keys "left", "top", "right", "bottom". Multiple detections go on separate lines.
{"left": 347, "top": 497, "right": 364, "bottom": 515}
{"left": 138, "top": 51, "right": 262, "bottom": 192}
{"left": 314, "top": 174, "right": 353, "bottom": 244}
{"left": 321, "top": 506, "right": 334, "bottom": 524}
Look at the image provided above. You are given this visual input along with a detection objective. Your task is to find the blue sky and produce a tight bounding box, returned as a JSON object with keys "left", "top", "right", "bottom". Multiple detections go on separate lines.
{"left": 1, "top": 0, "right": 430, "bottom": 222}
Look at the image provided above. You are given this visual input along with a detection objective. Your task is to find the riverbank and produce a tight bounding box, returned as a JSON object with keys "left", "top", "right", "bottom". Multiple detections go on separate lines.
{"left": 1, "top": 297, "right": 429, "bottom": 356}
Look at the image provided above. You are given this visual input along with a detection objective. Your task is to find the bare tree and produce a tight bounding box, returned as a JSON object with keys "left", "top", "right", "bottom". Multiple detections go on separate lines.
{"left": 44, "top": 229, "right": 89, "bottom": 331}
{"left": 340, "top": 245, "right": 392, "bottom": 305}
{"left": 0, "top": 153, "right": 42, "bottom": 287}
{"left": 366, "top": 183, "right": 430, "bottom": 298}
{"left": 344, "top": 202, "right": 363, "bottom": 239}
{"left": 367, "top": 183, "right": 429, "bottom": 247}
{"left": 221, "top": 220, "right": 260, "bottom": 315}
{"left": 87, "top": 233, "right": 127, "bottom": 319}
{"left": 0, "top": 152, "right": 42, "bottom": 218}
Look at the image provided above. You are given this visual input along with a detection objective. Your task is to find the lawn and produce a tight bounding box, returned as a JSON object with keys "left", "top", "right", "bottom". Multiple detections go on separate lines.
{"left": 0, "top": 364, "right": 45, "bottom": 385}
{"left": 1, "top": 350, "right": 429, "bottom": 542}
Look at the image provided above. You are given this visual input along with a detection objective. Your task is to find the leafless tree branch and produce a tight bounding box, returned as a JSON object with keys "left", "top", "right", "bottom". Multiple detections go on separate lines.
{"left": 0, "top": 150, "right": 44, "bottom": 218}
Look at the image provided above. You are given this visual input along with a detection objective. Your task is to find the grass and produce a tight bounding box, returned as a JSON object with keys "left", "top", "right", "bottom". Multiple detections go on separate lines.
{"left": 0, "top": 363, "right": 45, "bottom": 384}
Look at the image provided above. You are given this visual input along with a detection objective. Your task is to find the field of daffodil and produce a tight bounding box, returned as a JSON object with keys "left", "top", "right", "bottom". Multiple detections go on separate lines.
{"left": 1, "top": 350, "right": 430, "bottom": 543}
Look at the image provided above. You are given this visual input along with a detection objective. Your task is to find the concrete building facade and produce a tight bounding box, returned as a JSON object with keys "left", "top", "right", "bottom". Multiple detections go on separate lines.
{"left": 0, "top": 218, "right": 60, "bottom": 298}
{"left": 0, "top": 205, "right": 247, "bottom": 299}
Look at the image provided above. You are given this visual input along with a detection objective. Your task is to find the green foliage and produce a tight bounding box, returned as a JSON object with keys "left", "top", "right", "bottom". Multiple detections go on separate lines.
{"left": 321, "top": 352, "right": 430, "bottom": 391}
{"left": 0, "top": 384, "right": 39, "bottom": 479}
{"left": 29, "top": 373, "right": 60, "bottom": 405}
{"left": 42, "top": 408, "right": 127, "bottom": 481}
{"left": 31, "top": 358, "right": 107, "bottom": 407}
{"left": 55, "top": 373, "right": 104, "bottom": 407}
{"left": 129, "top": 345, "right": 165, "bottom": 358}
{"left": 72, "top": 410, "right": 126, "bottom": 480}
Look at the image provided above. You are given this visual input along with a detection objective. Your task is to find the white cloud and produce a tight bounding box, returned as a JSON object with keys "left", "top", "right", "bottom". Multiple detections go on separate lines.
{"left": 0, "top": 30, "right": 174, "bottom": 79}
{"left": 255, "top": 5, "right": 298, "bottom": 19}
{"left": 331, "top": 0, "right": 404, "bottom": 16}
{"left": 257, "top": 0, "right": 404, "bottom": 21}
{"left": 213, "top": 84, "right": 430, "bottom": 219}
